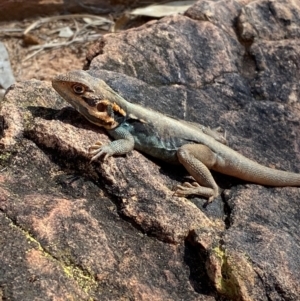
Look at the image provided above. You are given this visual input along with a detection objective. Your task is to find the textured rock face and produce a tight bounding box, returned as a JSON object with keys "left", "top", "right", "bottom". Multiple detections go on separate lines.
{"left": 1, "top": 0, "right": 300, "bottom": 300}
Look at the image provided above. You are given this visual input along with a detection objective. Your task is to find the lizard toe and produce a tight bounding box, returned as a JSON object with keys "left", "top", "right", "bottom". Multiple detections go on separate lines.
{"left": 174, "top": 182, "right": 216, "bottom": 200}
{"left": 183, "top": 181, "right": 200, "bottom": 188}
{"left": 90, "top": 145, "right": 115, "bottom": 162}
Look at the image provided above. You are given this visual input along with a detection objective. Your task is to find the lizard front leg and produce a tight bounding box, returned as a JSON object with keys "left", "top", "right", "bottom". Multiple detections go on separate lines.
{"left": 175, "top": 144, "right": 220, "bottom": 202}
{"left": 89, "top": 126, "right": 134, "bottom": 161}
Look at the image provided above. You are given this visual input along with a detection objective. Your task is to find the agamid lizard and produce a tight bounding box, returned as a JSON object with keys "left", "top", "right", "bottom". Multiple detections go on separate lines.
{"left": 52, "top": 70, "right": 300, "bottom": 202}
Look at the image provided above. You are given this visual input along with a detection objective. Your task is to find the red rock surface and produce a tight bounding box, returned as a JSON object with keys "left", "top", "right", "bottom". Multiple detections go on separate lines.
{"left": 1, "top": 0, "right": 300, "bottom": 300}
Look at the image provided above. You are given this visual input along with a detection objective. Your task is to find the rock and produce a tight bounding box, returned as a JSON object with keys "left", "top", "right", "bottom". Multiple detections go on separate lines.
{"left": 1, "top": 0, "right": 300, "bottom": 300}
{"left": 0, "top": 42, "right": 15, "bottom": 101}
{"left": 0, "top": 80, "right": 217, "bottom": 300}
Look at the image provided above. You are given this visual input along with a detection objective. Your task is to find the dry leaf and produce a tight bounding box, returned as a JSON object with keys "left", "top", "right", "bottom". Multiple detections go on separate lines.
{"left": 58, "top": 26, "right": 74, "bottom": 38}
{"left": 130, "top": 1, "right": 197, "bottom": 18}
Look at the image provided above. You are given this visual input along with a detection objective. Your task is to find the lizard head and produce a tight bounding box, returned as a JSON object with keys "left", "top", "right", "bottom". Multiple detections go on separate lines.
{"left": 52, "top": 70, "right": 128, "bottom": 130}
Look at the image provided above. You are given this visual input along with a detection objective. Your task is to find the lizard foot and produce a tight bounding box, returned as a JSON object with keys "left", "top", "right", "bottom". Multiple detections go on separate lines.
{"left": 88, "top": 141, "right": 114, "bottom": 161}
{"left": 212, "top": 126, "right": 227, "bottom": 145}
{"left": 174, "top": 182, "right": 217, "bottom": 202}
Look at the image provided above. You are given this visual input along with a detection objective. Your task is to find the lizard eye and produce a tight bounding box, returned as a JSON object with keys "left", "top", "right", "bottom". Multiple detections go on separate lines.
{"left": 73, "top": 84, "right": 85, "bottom": 94}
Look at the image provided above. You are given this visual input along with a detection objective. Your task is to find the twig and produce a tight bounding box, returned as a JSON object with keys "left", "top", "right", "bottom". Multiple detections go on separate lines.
{"left": 23, "top": 48, "right": 44, "bottom": 62}
{"left": 72, "top": 18, "right": 80, "bottom": 41}
{"left": 29, "top": 34, "right": 102, "bottom": 50}
{"left": 23, "top": 14, "right": 113, "bottom": 35}
{"left": 22, "top": 14, "right": 112, "bottom": 61}
{"left": 22, "top": 34, "right": 102, "bottom": 61}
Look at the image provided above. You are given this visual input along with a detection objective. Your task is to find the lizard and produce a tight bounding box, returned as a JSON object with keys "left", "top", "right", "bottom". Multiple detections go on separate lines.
{"left": 52, "top": 70, "right": 300, "bottom": 202}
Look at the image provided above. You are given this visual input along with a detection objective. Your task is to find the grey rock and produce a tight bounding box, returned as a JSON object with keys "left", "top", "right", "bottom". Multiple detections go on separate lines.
{"left": 0, "top": 42, "right": 15, "bottom": 90}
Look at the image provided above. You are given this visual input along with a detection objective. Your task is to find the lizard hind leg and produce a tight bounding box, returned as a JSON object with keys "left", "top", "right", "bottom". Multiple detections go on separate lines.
{"left": 175, "top": 144, "right": 220, "bottom": 202}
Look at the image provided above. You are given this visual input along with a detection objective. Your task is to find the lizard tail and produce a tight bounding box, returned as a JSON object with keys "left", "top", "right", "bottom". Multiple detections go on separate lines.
{"left": 239, "top": 160, "right": 300, "bottom": 186}
{"left": 215, "top": 154, "right": 300, "bottom": 187}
